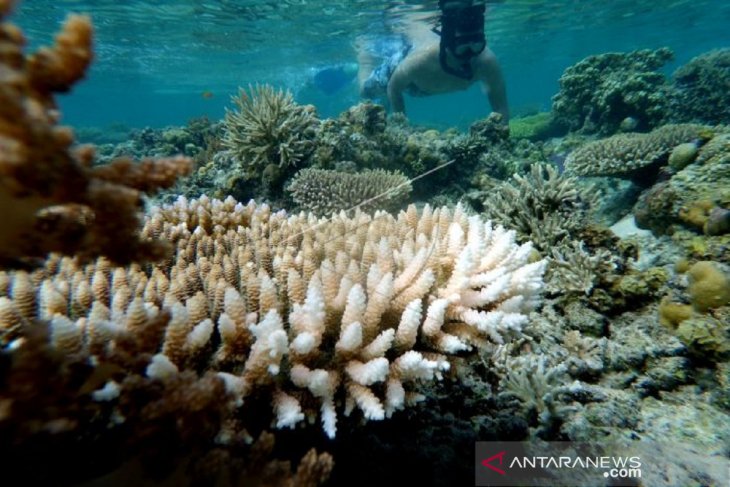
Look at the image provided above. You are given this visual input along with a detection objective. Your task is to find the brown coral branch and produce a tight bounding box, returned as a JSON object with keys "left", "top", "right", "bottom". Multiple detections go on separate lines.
{"left": 0, "top": 4, "right": 192, "bottom": 268}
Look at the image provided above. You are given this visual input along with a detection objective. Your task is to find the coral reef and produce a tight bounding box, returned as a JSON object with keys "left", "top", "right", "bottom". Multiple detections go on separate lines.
{"left": 481, "top": 164, "right": 594, "bottom": 251}
{"left": 286, "top": 168, "right": 412, "bottom": 216}
{"left": 1, "top": 194, "right": 546, "bottom": 482}
{"left": 222, "top": 84, "right": 319, "bottom": 190}
{"left": 0, "top": 312, "right": 334, "bottom": 485}
{"left": 0, "top": 2, "right": 192, "bottom": 269}
{"left": 658, "top": 261, "right": 730, "bottom": 360}
{"left": 564, "top": 123, "right": 710, "bottom": 184}
{"left": 551, "top": 48, "right": 676, "bottom": 135}
{"left": 670, "top": 48, "right": 730, "bottom": 125}
{"left": 633, "top": 129, "right": 730, "bottom": 235}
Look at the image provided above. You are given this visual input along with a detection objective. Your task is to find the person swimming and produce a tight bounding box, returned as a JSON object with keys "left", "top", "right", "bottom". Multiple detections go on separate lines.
{"left": 357, "top": 0, "right": 509, "bottom": 121}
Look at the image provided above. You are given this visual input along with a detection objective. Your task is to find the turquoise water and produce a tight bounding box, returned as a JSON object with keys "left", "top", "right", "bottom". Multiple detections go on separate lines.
{"left": 10, "top": 0, "right": 730, "bottom": 129}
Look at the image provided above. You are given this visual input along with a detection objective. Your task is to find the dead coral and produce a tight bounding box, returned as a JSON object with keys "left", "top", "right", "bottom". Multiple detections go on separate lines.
{"left": 286, "top": 168, "right": 412, "bottom": 216}
{"left": 0, "top": 2, "right": 192, "bottom": 269}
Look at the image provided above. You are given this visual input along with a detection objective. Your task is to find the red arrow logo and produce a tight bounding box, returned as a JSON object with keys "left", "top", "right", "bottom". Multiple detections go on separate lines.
{"left": 481, "top": 451, "right": 507, "bottom": 475}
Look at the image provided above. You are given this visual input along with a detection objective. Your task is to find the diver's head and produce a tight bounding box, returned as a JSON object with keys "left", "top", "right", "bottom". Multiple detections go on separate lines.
{"left": 439, "top": 0, "right": 487, "bottom": 61}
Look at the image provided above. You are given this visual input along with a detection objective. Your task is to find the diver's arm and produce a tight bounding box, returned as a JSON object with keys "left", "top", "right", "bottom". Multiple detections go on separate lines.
{"left": 478, "top": 51, "right": 509, "bottom": 122}
{"left": 387, "top": 69, "right": 407, "bottom": 114}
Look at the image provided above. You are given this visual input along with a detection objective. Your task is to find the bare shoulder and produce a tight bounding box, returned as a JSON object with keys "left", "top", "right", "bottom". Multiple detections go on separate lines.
{"left": 476, "top": 47, "right": 499, "bottom": 67}
{"left": 390, "top": 46, "right": 431, "bottom": 87}
{"left": 474, "top": 47, "right": 503, "bottom": 79}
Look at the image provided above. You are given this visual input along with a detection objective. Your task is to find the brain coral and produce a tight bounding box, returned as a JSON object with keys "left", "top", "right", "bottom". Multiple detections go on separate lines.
{"left": 671, "top": 48, "right": 730, "bottom": 125}
{"left": 551, "top": 48, "right": 676, "bottom": 135}
{"left": 564, "top": 124, "right": 709, "bottom": 181}
{"left": 286, "top": 168, "right": 412, "bottom": 216}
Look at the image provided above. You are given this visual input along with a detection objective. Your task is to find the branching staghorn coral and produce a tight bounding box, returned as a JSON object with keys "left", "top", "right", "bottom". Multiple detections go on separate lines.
{"left": 481, "top": 164, "right": 594, "bottom": 251}
{"left": 1, "top": 195, "right": 546, "bottom": 445}
{"left": 286, "top": 168, "right": 412, "bottom": 216}
{"left": 564, "top": 123, "right": 710, "bottom": 182}
{"left": 497, "top": 354, "right": 572, "bottom": 429}
{"left": 0, "top": 1, "right": 192, "bottom": 269}
{"left": 546, "top": 241, "right": 617, "bottom": 297}
{"left": 222, "top": 84, "right": 319, "bottom": 180}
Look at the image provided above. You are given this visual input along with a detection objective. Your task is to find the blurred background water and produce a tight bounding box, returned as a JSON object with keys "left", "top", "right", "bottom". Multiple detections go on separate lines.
{"left": 10, "top": 0, "right": 730, "bottom": 130}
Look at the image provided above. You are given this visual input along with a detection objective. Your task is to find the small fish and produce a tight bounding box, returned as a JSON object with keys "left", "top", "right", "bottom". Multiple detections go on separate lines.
{"left": 201, "top": 91, "right": 214, "bottom": 99}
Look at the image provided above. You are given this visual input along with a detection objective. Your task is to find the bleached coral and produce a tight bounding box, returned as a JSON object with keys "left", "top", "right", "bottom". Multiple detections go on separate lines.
{"left": 286, "top": 168, "right": 412, "bottom": 216}
{"left": 3, "top": 195, "right": 546, "bottom": 439}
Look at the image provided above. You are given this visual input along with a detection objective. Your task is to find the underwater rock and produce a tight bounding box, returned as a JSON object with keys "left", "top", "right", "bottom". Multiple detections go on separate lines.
{"left": 632, "top": 356, "right": 690, "bottom": 396}
{"left": 562, "top": 301, "right": 608, "bottom": 336}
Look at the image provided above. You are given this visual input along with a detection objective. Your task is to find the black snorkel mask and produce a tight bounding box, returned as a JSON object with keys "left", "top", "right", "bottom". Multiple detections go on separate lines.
{"left": 435, "top": 0, "right": 487, "bottom": 79}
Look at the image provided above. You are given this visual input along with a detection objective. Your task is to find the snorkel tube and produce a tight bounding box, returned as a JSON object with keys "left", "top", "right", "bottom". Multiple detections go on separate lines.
{"left": 436, "top": 0, "right": 487, "bottom": 79}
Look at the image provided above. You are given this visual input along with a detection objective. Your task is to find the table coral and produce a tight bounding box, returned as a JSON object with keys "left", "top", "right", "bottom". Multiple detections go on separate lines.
{"left": 286, "top": 167, "right": 412, "bottom": 216}
{"left": 564, "top": 123, "right": 709, "bottom": 183}
{"left": 0, "top": 1, "right": 192, "bottom": 269}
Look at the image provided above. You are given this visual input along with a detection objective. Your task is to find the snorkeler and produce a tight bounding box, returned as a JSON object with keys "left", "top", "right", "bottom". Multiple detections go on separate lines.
{"left": 358, "top": 0, "right": 509, "bottom": 121}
